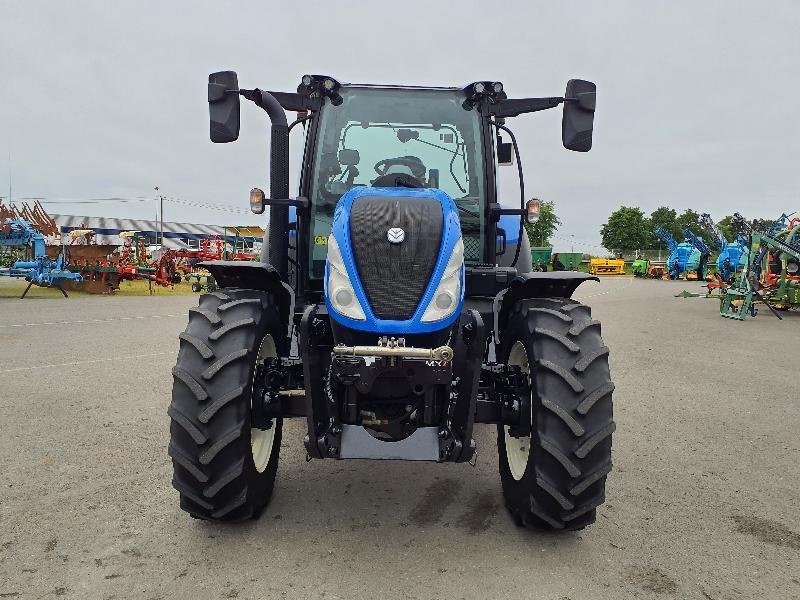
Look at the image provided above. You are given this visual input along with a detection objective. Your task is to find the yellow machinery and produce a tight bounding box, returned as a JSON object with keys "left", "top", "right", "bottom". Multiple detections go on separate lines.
{"left": 589, "top": 257, "right": 625, "bottom": 275}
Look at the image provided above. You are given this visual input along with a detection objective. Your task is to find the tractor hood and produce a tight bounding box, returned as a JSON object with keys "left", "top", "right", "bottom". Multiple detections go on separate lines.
{"left": 324, "top": 187, "right": 464, "bottom": 335}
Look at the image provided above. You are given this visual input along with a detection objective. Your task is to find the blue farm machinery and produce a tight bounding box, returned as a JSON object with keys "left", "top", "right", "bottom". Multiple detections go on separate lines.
{"left": 0, "top": 200, "right": 82, "bottom": 298}
{"left": 165, "top": 71, "right": 616, "bottom": 531}
{"left": 699, "top": 213, "right": 748, "bottom": 285}
{"left": 654, "top": 227, "right": 702, "bottom": 280}
{"left": 681, "top": 228, "right": 712, "bottom": 281}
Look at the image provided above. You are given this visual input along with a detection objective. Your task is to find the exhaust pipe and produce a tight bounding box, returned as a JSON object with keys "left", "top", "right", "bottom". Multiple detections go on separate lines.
{"left": 254, "top": 90, "right": 289, "bottom": 280}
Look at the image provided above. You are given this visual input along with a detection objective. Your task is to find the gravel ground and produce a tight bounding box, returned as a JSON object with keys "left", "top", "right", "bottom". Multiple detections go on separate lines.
{"left": 0, "top": 277, "right": 798, "bottom": 600}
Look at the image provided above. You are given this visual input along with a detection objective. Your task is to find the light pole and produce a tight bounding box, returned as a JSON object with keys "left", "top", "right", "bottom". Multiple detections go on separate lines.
{"left": 155, "top": 186, "right": 164, "bottom": 249}
{"left": 570, "top": 234, "right": 575, "bottom": 253}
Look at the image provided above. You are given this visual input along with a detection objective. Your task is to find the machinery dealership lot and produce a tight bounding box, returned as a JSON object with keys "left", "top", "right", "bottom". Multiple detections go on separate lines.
{"left": 1, "top": 277, "right": 797, "bottom": 599}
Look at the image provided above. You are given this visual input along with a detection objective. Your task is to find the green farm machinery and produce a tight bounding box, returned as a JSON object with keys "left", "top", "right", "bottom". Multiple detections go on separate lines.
{"left": 720, "top": 213, "right": 800, "bottom": 320}
{"left": 529, "top": 246, "right": 552, "bottom": 271}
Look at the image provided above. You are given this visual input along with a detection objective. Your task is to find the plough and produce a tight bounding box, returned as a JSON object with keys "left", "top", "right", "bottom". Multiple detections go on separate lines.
{"left": 1, "top": 202, "right": 82, "bottom": 297}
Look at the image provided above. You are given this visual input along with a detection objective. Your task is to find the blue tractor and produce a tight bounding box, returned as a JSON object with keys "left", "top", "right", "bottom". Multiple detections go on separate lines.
{"left": 168, "top": 73, "right": 614, "bottom": 531}
{"left": 654, "top": 227, "right": 701, "bottom": 279}
{"left": 699, "top": 213, "right": 748, "bottom": 283}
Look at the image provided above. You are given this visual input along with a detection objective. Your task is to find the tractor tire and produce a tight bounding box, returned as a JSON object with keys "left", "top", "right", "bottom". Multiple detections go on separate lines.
{"left": 168, "top": 288, "right": 283, "bottom": 521}
{"left": 497, "top": 297, "right": 615, "bottom": 531}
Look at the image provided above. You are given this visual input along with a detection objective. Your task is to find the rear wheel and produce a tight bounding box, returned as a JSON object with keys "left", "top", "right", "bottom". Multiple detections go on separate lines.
{"left": 168, "top": 288, "right": 283, "bottom": 521}
{"left": 497, "top": 297, "right": 615, "bottom": 531}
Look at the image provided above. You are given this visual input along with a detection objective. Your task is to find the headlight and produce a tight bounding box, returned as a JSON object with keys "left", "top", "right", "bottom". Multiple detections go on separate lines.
{"left": 421, "top": 237, "right": 463, "bottom": 323}
{"left": 326, "top": 235, "right": 366, "bottom": 321}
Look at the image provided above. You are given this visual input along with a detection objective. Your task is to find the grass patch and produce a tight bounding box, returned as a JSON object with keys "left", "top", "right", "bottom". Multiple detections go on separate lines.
{"left": 114, "top": 280, "right": 195, "bottom": 296}
{"left": 0, "top": 278, "right": 195, "bottom": 299}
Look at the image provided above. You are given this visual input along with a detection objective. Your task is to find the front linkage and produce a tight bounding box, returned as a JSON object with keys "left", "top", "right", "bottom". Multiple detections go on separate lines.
{"left": 246, "top": 307, "right": 537, "bottom": 463}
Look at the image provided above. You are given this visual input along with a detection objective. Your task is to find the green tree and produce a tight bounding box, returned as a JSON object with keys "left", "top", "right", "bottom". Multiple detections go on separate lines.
{"left": 716, "top": 215, "right": 737, "bottom": 243}
{"left": 600, "top": 206, "right": 648, "bottom": 256}
{"left": 524, "top": 199, "right": 561, "bottom": 247}
{"left": 646, "top": 206, "right": 679, "bottom": 248}
{"left": 676, "top": 209, "right": 715, "bottom": 246}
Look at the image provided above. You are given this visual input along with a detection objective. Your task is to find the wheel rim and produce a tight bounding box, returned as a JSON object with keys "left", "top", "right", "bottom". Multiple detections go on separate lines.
{"left": 251, "top": 334, "right": 277, "bottom": 473}
{"left": 504, "top": 341, "right": 532, "bottom": 481}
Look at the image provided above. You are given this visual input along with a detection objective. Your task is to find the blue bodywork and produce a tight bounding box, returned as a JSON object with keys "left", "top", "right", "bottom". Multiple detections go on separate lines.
{"left": 498, "top": 214, "right": 521, "bottom": 244}
{"left": 654, "top": 227, "right": 701, "bottom": 279}
{"left": 705, "top": 222, "right": 748, "bottom": 282}
{"left": 683, "top": 228, "right": 712, "bottom": 280}
{"left": 325, "top": 187, "right": 464, "bottom": 335}
{"left": 716, "top": 236, "right": 748, "bottom": 282}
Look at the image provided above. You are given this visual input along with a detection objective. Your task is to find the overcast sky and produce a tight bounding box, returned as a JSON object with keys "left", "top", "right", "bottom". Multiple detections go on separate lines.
{"left": 2, "top": 1, "right": 798, "bottom": 252}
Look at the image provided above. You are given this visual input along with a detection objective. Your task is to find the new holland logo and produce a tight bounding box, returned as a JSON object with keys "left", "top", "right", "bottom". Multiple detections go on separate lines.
{"left": 387, "top": 227, "right": 405, "bottom": 244}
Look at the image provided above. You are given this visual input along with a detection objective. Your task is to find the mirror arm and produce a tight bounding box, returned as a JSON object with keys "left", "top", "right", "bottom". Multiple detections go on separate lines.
{"left": 262, "top": 197, "right": 309, "bottom": 211}
{"left": 491, "top": 96, "right": 564, "bottom": 118}
{"left": 240, "top": 89, "right": 322, "bottom": 113}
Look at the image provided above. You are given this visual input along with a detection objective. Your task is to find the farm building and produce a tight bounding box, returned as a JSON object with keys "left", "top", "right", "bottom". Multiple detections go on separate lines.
{"left": 53, "top": 215, "right": 264, "bottom": 252}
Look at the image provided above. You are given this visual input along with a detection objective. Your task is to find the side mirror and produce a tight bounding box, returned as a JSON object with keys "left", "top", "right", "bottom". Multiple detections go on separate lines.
{"left": 209, "top": 71, "right": 240, "bottom": 143}
{"left": 250, "top": 188, "right": 266, "bottom": 214}
{"left": 497, "top": 135, "right": 513, "bottom": 166}
{"left": 562, "top": 79, "right": 596, "bottom": 152}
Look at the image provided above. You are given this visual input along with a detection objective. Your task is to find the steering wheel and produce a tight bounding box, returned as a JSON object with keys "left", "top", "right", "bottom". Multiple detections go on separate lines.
{"left": 374, "top": 156, "right": 426, "bottom": 177}
{"left": 372, "top": 156, "right": 426, "bottom": 188}
{"left": 371, "top": 172, "right": 425, "bottom": 188}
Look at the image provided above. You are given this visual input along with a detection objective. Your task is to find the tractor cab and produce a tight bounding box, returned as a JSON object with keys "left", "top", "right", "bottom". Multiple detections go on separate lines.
{"left": 168, "top": 72, "right": 614, "bottom": 533}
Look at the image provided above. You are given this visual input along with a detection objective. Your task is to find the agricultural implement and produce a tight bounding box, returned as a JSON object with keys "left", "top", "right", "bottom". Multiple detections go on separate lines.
{"left": 168, "top": 72, "right": 615, "bottom": 532}
{"left": 699, "top": 213, "right": 748, "bottom": 286}
{"left": 720, "top": 213, "right": 800, "bottom": 320}
{"left": 631, "top": 258, "right": 664, "bottom": 279}
{"left": 589, "top": 257, "right": 625, "bottom": 275}
{"left": 530, "top": 246, "right": 552, "bottom": 271}
{"left": 0, "top": 204, "right": 82, "bottom": 297}
{"left": 555, "top": 252, "right": 584, "bottom": 270}
{"left": 654, "top": 227, "right": 701, "bottom": 280}
{"left": 682, "top": 228, "right": 712, "bottom": 281}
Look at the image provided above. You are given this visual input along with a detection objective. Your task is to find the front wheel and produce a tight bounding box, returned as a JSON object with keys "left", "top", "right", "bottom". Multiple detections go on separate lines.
{"left": 497, "top": 297, "right": 615, "bottom": 531}
{"left": 168, "top": 288, "right": 283, "bottom": 521}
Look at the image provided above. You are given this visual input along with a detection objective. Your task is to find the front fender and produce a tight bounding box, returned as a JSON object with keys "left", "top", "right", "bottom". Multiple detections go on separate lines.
{"left": 198, "top": 260, "right": 294, "bottom": 339}
{"left": 493, "top": 272, "right": 599, "bottom": 344}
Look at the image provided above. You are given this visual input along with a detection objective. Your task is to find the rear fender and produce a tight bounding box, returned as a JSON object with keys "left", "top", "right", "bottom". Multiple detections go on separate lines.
{"left": 493, "top": 272, "right": 598, "bottom": 344}
{"left": 198, "top": 260, "right": 294, "bottom": 339}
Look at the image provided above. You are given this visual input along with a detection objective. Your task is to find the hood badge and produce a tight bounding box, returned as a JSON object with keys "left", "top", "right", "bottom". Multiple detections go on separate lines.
{"left": 387, "top": 227, "right": 405, "bottom": 244}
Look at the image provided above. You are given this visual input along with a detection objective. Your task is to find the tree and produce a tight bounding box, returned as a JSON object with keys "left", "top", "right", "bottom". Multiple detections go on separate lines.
{"left": 524, "top": 199, "right": 561, "bottom": 247}
{"left": 716, "top": 215, "right": 737, "bottom": 243}
{"left": 600, "top": 206, "right": 648, "bottom": 256}
{"left": 676, "top": 209, "right": 715, "bottom": 246}
{"left": 646, "top": 206, "right": 679, "bottom": 248}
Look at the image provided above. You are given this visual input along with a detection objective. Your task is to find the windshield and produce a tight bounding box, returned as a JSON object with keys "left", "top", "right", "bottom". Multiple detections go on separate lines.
{"left": 308, "top": 87, "right": 485, "bottom": 278}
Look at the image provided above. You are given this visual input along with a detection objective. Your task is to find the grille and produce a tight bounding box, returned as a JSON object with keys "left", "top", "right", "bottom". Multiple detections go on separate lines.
{"left": 463, "top": 234, "right": 482, "bottom": 263}
{"left": 350, "top": 195, "right": 443, "bottom": 320}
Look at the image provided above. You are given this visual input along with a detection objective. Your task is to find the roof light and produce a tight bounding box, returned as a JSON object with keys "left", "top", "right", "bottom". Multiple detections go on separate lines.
{"left": 301, "top": 74, "right": 312, "bottom": 86}
{"left": 323, "top": 78, "right": 335, "bottom": 91}
{"left": 473, "top": 82, "right": 486, "bottom": 94}
{"left": 492, "top": 82, "right": 503, "bottom": 93}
